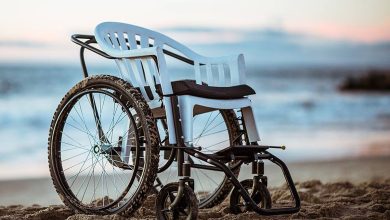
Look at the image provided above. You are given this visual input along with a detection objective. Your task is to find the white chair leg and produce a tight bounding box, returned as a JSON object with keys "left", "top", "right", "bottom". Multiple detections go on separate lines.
{"left": 163, "top": 97, "right": 177, "bottom": 144}
{"left": 241, "top": 106, "right": 260, "bottom": 142}
{"left": 178, "top": 96, "right": 194, "bottom": 144}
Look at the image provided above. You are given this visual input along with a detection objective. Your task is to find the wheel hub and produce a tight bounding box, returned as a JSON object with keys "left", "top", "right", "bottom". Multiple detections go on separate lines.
{"left": 93, "top": 145, "right": 100, "bottom": 154}
{"left": 93, "top": 143, "right": 113, "bottom": 154}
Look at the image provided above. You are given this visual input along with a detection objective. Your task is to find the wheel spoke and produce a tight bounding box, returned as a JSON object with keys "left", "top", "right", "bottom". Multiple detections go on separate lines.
{"left": 49, "top": 81, "right": 165, "bottom": 213}
{"left": 157, "top": 110, "right": 241, "bottom": 208}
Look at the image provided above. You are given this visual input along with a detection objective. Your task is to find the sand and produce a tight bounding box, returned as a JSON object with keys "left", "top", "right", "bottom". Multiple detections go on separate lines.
{"left": 1, "top": 156, "right": 390, "bottom": 219}
{"left": 1, "top": 179, "right": 389, "bottom": 220}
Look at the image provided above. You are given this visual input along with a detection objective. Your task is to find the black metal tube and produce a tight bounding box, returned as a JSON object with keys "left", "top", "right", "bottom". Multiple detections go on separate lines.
{"left": 183, "top": 148, "right": 300, "bottom": 215}
{"left": 87, "top": 93, "right": 107, "bottom": 143}
{"left": 190, "top": 163, "right": 222, "bottom": 172}
{"left": 169, "top": 178, "right": 186, "bottom": 209}
{"left": 79, "top": 39, "right": 95, "bottom": 78}
{"left": 71, "top": 34, "right": 113, "bottom": 59}
{"left": 71, "top": 34, "right": 201, "bottom": 65}
{"left": 170, "top": 96, "right": 185, "bottom": 176}
{"left": 183, "top": 161, "right": 191, "bottom": 177}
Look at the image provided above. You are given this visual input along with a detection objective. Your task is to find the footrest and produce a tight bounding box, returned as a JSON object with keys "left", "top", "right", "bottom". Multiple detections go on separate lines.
{"left": 213, "top": 145, "right": 269, "bottom": 157}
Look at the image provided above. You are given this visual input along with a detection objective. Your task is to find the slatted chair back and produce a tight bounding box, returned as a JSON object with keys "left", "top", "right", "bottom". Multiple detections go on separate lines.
{"left": 95, "top": 22, "right": 246, "bottom": 102}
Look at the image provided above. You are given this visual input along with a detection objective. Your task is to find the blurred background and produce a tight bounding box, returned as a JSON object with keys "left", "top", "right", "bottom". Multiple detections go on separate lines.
{"left": 0, "top": 0, "right": 389, "bottom": 183}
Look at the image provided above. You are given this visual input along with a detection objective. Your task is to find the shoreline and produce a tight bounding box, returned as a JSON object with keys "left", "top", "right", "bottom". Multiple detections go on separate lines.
{"left": 1, "top": 155, "right": 389, "bottom": 206}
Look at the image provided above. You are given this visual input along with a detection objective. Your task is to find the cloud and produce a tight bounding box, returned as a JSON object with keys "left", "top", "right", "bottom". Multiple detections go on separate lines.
{"left": 0, "top": 27, "right": 388, "bottom": 68}
{"left": 163, "top": 26, "right": 390, "bottom": 67}
{"left": 161, "top": 26, "right": 219, "bottom": 33}
{"left": 0, "top": 40, "right": 48, "bottom": 48}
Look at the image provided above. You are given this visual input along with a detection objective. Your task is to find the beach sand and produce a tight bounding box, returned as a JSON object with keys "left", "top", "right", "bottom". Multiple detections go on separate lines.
{"left": 1, "top": 156, "right": 389, "bottom": 219}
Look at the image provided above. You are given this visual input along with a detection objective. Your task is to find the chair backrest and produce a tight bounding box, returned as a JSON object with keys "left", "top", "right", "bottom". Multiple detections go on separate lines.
{"left": 94, "top": 22, "right": 246, "bottom": 101}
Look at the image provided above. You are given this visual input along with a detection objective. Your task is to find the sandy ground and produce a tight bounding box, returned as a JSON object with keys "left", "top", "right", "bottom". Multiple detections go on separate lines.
{"left": 1, "top": 156, "right": 389, "bottom": 219}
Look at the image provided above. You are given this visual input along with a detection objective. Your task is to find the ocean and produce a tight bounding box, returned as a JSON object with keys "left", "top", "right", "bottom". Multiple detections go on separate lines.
{"left": 0, "top": 64, "right": 389, "bottom": 180}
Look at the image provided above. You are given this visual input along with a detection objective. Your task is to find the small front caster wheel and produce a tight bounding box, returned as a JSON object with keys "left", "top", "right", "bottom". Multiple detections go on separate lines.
{"left": 156, "top": 182, "right": 198, "bottom": 220}
{"left": 230, "top": 179, "right": 272, "bottom": 214}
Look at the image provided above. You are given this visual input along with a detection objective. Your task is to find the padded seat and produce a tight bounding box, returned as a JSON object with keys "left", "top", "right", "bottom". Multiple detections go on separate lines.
{"left": 156, "top": 80, "right": 255, "bottom": 100}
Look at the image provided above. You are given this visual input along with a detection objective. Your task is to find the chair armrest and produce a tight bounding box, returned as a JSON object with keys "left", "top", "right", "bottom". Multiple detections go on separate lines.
{"left": 192, "top": 53, "right": 247, "bottom": 86}
{"left": 71, "top": 34, "right": 159, "bottom": 60}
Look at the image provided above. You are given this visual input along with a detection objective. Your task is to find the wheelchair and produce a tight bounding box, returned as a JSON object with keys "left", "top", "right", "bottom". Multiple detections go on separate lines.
{"left": 48, "top": 22, "right": 300, "bottom": 219}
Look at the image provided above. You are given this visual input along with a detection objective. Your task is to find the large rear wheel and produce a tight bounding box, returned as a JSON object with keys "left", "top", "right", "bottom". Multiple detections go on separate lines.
{"left": 48, "top": 75, "right": 159, "bottom": 215}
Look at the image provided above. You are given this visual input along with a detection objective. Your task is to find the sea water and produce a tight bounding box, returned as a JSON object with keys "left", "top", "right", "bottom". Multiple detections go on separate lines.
{"left": 0, "top": 64, "right": 389, "bottom": 180}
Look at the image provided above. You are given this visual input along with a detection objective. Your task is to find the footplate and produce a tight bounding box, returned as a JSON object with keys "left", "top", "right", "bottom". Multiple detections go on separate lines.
{"left": 184, "top": 147, "right": 301, "bottom": 215}
{"left": 212, "top": 145, "right": 285, "bottom": 162}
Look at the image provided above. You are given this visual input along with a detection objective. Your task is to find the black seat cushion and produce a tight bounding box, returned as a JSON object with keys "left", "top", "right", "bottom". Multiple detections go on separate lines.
{"left": 158, "top": 80, "right": 255, "bottom": 99}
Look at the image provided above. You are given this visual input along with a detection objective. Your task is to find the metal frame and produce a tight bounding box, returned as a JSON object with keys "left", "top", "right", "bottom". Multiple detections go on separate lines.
{"left": 71, "top": 34, "right": 301, "bottom": 216}
{"left": 183, "top": 146, "right": 301, "bottom": 215}
{"left": 71, "top": 34, "right": 196, "bottom": 78}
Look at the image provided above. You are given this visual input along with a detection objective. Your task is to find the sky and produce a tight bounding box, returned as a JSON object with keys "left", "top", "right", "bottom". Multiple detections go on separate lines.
{"left": 0, "top": 0, "right": 389, "bottom": 65}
